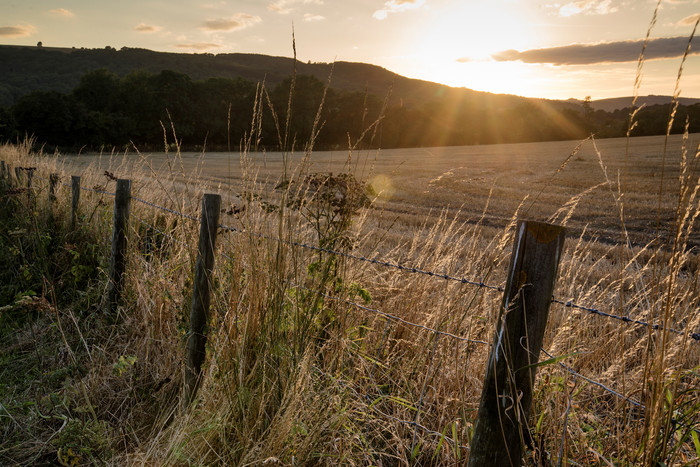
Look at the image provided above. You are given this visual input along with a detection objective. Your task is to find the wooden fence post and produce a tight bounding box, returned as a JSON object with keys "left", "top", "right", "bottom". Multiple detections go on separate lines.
{"left": 14, "top": 167, "right": 22, "bottom": 186}
{"left": 6, "top": 164, "right": 13, "bottom": 188}
{"left": 26, "top": 168, "right": 34, "bottom": 203}
{"left": 0, "top": 161, "right": 6, "bottom": 191}
{"left": 49, "top": 174, "right": 59, "bottom": 203}
{"left": 106, "top": 179, "right": 131, "bottom": 313}
{"left": 468, "top": 220, "right": 565, "bottom": 467}
{"left": 71, "top": 176, "right": 80, "bottom": 228}
{"left": 184, "top": 193, "right": 221, "bottom": 408}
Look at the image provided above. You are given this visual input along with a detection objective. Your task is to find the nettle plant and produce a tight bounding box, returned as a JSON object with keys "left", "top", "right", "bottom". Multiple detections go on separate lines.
{"left": 282, "top": 171, "right": 373, "bottom": 340}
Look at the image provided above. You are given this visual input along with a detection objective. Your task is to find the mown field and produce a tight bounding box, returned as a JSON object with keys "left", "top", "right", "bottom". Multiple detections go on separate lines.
{"left": 61, "top": 132, "right": 700, "bottom": 247}
{"left": 1, "top": 128, "right": 699, "bottom": 465}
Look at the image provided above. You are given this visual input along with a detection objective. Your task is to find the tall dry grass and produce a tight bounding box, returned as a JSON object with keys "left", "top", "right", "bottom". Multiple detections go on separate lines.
{"left": 1, "top": 11, "right": 700, "bottom": 466}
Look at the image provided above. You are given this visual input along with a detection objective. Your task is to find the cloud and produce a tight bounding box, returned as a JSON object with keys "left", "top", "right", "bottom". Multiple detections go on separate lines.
{"left": 268, "top": 0, "right": 324, "bottom": 14}
{"left": 489, "top": 36, "right": 699, "bottom": 65}
{"left": 0, "top": 24, "right": 36, "bottom": 38}
{"left": 304, "top": 13, "right": 325, "bottom": 21}
{"left": 49, "top": 8, "right": 75, "bottom": 18}
{"left": 134, "top": 23, "right": 163, "bottom": 33}
{"left": 201, "top": 13, "right": 261, "bottom": 31}
{"left": 373, "top": 0, "right": 425, "bottom": 20}
{"left": 555, "top": 0, "right": 618, "bottom": 17}
{"left": 174, "top": 42, "right": 222, "bottom": 50}
{"left": 677, "top": 13, "right": 700, "bottom": 26}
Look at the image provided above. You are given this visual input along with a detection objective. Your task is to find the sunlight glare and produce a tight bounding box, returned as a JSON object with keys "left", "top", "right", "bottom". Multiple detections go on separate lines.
{"left": 400, "top": 1, "right": 545, "bottom": 96}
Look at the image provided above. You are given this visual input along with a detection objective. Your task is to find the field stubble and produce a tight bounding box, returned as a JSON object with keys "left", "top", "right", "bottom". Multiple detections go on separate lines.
{"left": 1, "top": 128, "right": 699, "bottom": 465}
{"left": 50, "top": 131, "right": 700, "bottom": 464}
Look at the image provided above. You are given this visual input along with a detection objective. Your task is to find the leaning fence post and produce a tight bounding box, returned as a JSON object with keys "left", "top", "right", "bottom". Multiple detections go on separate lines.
{"left": 71, "top": 176, "right": 80, "bottom": 228}
{"left": 106, "top": 179, "right": 131, "bottom": 313}
{"left": 49, "top": 174, "right": 59, "bottom": 203}
{"left": 184, "top": 193, "right": 222, "bottom": 408}
{"left": 14, "top": 167, "right": 22, "bottom": 187}
{"left": 468, "top": 220, "right": 565, "bottom": 467}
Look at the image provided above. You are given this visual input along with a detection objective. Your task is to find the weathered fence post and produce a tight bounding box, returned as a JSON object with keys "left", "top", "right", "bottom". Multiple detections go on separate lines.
{"left": 26, "top": 168, "right": 34, "bottom": 203}
{"left": 14, "top": 167, "right": 22, "bottom": 186}
{"left": 71, "top": 176, "right": 80, "bottom": 228}
{"left": 184, "top": 193, "right": 221, "bottom": 408}
{"left": 468, "top": 220, "right": 565, "bottom": 467}
{"left": 106, "top": 179, "right": 131, "bottom": 313}
{"left": 0, "top": 161, "right": 6, "bottom": 192}
{"left": 6, "top": 164, "right": 13, "bottom": 188}
{"left": 49, "top": 174, "right": 59, "bottom": 203}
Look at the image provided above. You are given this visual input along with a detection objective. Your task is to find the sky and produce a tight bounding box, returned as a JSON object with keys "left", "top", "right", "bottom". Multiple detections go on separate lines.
{"left": 1, "top": 0, "right": 699, "bottom": 100}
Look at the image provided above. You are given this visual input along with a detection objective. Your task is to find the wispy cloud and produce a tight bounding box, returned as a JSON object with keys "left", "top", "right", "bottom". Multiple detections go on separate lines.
{"left": 49, "top": 8, "right": 75, "bottom": 18}
{"left": 268, "top": 0, "right": 324, "bottom": 15}
{"left": 677, "top": 13, "right": 700, "bottom": 27}
{"left": 489, "top": 36, "right": 699, "bottom": 65}
{"left": 0, "top": 24, "right": 36, "bottom": 38}
{"left": 304, "top": 13, "right": 325, "bottom": 21}
{"left": 556, "top": 0, "right": 618, "bottom": 17}
{"left": 201, "top": 13, "right": 261, "bottom": 31}
{"left": 373, "top": 0, "right": 425, "bottom": 20}
{"left": 174, "top": 42, "right": 222, "bottom": 50}
{"left": 134, "top": 23, "right": 163, "bottom": 33}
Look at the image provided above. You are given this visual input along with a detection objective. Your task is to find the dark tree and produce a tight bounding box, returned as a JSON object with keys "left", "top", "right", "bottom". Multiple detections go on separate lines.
{"left": 73, "top": 68, "right": 120, "bottom": 112}
{"left": 13, "top": 91, "right": 87, "bottom": 147}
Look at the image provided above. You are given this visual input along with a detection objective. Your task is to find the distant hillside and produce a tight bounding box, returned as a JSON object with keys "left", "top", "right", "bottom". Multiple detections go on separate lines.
{"left": 0, "top": 44, "right": 536, "bottom": 110}
{"left": 566, "top": 95, "right": 700, "bottom": 112}
{"left": 2, "top": 44, "right": 699, "bottom": 151}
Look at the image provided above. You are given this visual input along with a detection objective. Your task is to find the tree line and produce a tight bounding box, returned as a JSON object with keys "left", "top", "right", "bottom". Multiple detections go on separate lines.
{"left": 0, "top": 68, "right": 697, "bottom": 152}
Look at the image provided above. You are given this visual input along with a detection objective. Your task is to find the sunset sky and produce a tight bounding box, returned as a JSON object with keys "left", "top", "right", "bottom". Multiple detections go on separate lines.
{"left": 1, "top": 0, "right": 699, "bottom": 100}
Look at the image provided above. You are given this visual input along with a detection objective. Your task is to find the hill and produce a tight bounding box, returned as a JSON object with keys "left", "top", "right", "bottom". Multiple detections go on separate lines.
{"left": 0, "top": 44, "right": 536, "bottom": 110}
{"left": 1, "top": 44, "right": 699, "bottom": 151}
{"left": 566, "top": 95, "right": 700, "bottom": 112}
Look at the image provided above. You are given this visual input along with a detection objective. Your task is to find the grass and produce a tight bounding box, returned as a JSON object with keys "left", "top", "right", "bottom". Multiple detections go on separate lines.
{"left": 1, "top": 17, "right": 700, "bottom": 466}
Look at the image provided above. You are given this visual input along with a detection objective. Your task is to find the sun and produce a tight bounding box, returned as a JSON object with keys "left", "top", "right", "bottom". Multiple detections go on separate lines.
{"left": 394, "top": 1, "right": 546, "bottom": 96}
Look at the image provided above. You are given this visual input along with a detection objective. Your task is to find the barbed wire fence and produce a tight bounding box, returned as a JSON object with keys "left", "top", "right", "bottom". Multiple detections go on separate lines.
{"left": 9, "top": 164, "right": 700, "bottom": 462}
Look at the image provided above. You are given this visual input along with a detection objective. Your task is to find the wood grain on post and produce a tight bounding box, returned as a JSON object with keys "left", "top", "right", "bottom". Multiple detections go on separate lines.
{"left": 106, "top": 179, "right": 131, "bottom": 313}
{"left": 49, "top": 174, "right": 59, "bottom": 203}
{"left": 468, "top": 220, "right": 565, "bottom": 467}
{"left": 184, "top": 193, "right": 221, "bottom": 408}
{"left": 71, "top": 176, "right": 80, "bottom": 228}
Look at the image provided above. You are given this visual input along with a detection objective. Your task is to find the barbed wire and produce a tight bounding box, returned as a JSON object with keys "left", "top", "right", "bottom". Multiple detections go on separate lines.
{"left": 542, "top": 348, "right": 700, "bottom": 439}
{"left": 28, "top": 170, "right": 700, "bottom": 343}
{"left": 552, "top": 298, "right": 700, "bottom": 341}
{"left": 307, "top": 284, "right": 489, "bottom": 345}
{"left": 132, "top": 195, "right": 199, "bottom": 222}
{"left": 18, "top": 165, "right": 700, "bottom": 456}
{"left": 540, "top": 348, "right": 643, "bottom": 409}
{"left": 219, "top": 244, "right": 489, "bottom": 346}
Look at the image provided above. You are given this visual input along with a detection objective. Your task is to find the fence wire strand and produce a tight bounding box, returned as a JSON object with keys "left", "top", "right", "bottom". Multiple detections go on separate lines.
{"left": 27, "top": 172, "right": 700, "bottom": 343}
{"left": 17, "top": 165, "right": 700, "bottom": 458}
